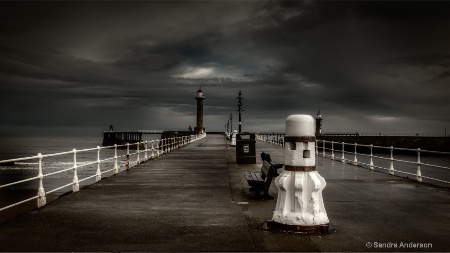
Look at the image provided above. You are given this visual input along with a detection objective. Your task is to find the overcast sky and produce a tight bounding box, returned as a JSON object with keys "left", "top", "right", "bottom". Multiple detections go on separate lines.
{"left": 1, "top": 1, "right": 449, "bottom": 136}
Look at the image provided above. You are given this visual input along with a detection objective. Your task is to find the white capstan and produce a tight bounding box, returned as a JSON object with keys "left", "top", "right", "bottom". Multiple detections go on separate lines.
{"left": 285, "top": 114, "right": 315, "bottom": 137}
{"left": 271, "top": 114, "right": 329, "bottom": 232}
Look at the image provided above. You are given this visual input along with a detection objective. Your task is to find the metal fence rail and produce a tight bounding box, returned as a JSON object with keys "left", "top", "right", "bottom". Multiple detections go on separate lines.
{"left": 0, "top": 133, "right": 206, "bottom": 213}
{"left": 257, "top": 133, "right": 450, "bottom": 187}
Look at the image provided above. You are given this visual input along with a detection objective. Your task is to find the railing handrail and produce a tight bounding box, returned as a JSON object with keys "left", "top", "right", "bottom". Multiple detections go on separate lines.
{"left": 0, "top": 133, "right": 207, "bottom": 213}
{"left": 256, "top": 133, "right": 450, "bottom": 186}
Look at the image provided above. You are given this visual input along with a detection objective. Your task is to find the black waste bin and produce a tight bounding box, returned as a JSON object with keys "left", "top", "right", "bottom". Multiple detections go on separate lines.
{"left": 236, "top": 133, "right": 256, "bottom": 164}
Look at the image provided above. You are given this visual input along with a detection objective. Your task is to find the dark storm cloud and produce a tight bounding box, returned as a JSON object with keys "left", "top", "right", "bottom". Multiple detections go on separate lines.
{"left": 0, "top": 1, "right": 449, "bottom": 135}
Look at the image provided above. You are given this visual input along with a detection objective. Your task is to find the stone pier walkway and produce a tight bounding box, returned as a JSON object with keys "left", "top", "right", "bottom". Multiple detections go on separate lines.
{"left": 0, "top": 134, "right": 449, "bottom": 252}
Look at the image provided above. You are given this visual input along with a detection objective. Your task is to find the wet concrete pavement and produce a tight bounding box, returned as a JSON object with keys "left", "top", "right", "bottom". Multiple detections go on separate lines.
{"left": 0, "top": 134, "right": 449, "bottom": 252}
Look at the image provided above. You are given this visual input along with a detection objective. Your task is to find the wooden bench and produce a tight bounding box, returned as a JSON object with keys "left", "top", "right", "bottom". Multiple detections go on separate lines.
{"left": 245, "top": 152, "right": 283, "bottom": 199}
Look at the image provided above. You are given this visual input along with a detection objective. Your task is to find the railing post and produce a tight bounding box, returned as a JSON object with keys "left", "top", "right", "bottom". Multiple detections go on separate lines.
{"left": 144, "top": 141, "right": 148, "bottom": 161}
{"left": 113, "top": 144, "right": 118, "bottom": 175}
{"left": 156, "top": 140, "right": 160, "bottom": 157}
{"left": 162, "top": 138, "right": 166, "bottom": 154}
{"left": 150, "top": 140, "right": 155, "bottom": 158}
{"left": 331, "top": 141, "right": 335, "bottom": 160}
{"left": 341, "top": 142, "right": 345, "bottom": 163}
{"left": 369, "top": 144, "right": 374, "bottom": 170}
{"left": 72, "top": 149, "right": 79, "bottom": 192}
{"left": 322, "top": 140, "right": 325, "bottom": 158}
{"left": 136, "top": 142, "right": 141, "bottom": 165}
{"left": 126, "top": 143, "right": 130, "bottom": 170}
{"left": 416, "top": 148, "right": 422, "bottom": 182}
{"left": 37, "top": 153, "right": 46, "bottom": 208}
{"left": 389, "top": 146, "right": 395, "bottom": 175}
{"left": 96, "top": 146, "right": 101, "bottom": 182}
{"left": 353, "top": 143, "right": 358, "bottom": 166}
{"left": 315, "top": 140, "right": 318, "bottom": 156}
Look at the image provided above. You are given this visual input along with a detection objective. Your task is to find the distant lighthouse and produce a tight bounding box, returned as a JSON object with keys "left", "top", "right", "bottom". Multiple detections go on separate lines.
{"left": 195, "top": 89, "right": 205, "bottom": 134}
{"left": 315, "top": 110, "right": 323, "bottom": 136}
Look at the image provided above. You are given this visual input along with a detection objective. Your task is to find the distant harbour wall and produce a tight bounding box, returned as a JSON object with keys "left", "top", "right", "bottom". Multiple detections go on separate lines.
{"left": 317, "top": 136, "right": 450, "bottom": 153}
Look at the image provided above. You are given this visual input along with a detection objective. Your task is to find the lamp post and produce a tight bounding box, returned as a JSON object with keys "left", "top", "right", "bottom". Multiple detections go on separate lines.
{"left": 229, "top": 113, "right": 233, "bottom": 133}
{"left": 236, "top": 91, "right": 244, "bottom": 133}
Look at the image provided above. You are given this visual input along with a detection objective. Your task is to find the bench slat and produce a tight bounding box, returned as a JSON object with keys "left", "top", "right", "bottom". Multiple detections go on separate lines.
{"left": 254, "top": 172, "right": 264, "bottom": 182}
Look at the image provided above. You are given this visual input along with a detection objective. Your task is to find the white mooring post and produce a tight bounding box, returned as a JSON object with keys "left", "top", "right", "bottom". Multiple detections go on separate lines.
{"left": 268, "top": 115, "right": 329, "bottom": 233}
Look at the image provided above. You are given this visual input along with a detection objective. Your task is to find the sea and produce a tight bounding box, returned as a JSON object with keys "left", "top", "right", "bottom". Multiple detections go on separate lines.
{"left": 0, "top": 132, "right": 162, "bottom": 223}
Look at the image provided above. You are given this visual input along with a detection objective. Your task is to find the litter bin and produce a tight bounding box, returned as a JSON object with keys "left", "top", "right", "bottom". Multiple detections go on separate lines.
{"left": 236, "top": 133, "right": 256, "bottom": 164}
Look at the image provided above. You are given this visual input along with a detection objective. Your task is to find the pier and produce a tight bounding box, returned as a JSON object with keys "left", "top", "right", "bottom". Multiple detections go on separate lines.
{"left": 0, "top": 134, "right": 448, "bottom": 251}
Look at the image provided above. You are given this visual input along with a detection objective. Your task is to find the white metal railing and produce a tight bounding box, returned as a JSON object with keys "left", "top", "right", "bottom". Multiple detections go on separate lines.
{"left": 257, "top": 133, "right": 450, "bottom": 186}
{"left": 257, "top": 133, "right": 285, "bottom": 147}
{"left": 0, "top": 133, "right": 206, "bottom": 213}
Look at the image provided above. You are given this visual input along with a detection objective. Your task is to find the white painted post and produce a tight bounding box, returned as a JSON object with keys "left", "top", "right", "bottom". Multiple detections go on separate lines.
{"left": 369, "top": 144, "right": 374, "bottom": 170}
{"left": 72, "top": 149, "right": 79, "bottom": 192}
{"left": 37, "top": 153, "right": 46, "bottom": 208}
{"left": 416, "top": 148, "right": 422, "bottom": 182}
{"left": 389, "top": 146, "right": 395, "bottom": 175}
{"left": 113, "top": 144, "right": 118, "bottom": 175}
{"left": 126, "top": 143, "right": 130, "bottom": 170}
{"left": 353, "top": 143, "right": 358, "bottom": 166}
{"left": 144, "top": 141, "right": 148, "bottom": 161}
{"left": 315, "top": 140, "right": 318, "bottom": 156}
{"left": 269, "top": 115, "right": 329, "bottom": 233}
{"left": 231, "top": 130, "right": 237, "bottom": 146}
{"left": 322, "top": 140, "right": 325, "bottom": 158}
{"left": 96, "top": 146, "right": 101, "bottom": 182}
{"left": 150, "top": 141, "right": 154, "bottom": 158}
{"left": 341, "top": 142, "right": 345, "bottom": 163}
{"left": 136, "top": 142, "right": 140, "bottom": 165}
{"left": 331, "top": 141, "right": 335, "bottom": 160}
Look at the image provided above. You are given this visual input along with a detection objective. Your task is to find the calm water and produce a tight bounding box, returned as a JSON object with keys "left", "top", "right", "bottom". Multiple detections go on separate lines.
{"left": 0, "top": 133, "right": 162, "bottom": 221}
{"left": 323, "top": 149, "right": 450, "bottom": 188}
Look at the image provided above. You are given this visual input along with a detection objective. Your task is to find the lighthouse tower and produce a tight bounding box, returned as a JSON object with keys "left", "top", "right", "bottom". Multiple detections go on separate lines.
{"left": 315, "top": 110, "right": 323, "bottom": 136}
{"left": 195, "top": 89, "right": 205, "bottom": 134}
